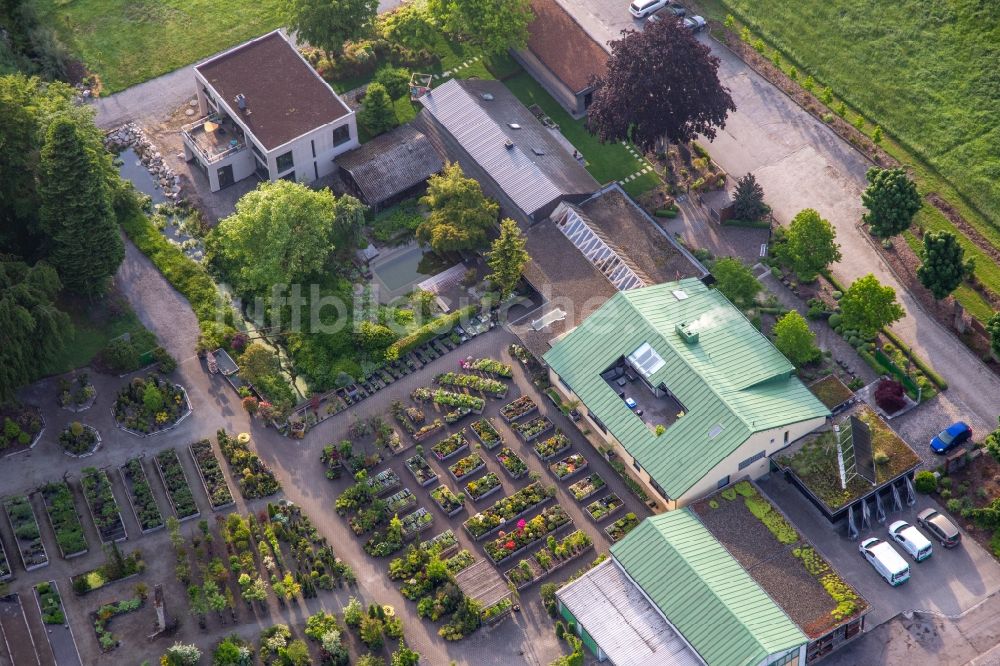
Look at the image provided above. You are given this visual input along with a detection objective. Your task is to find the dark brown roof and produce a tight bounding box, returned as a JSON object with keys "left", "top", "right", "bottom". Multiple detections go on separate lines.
{"left": 337, "top": 125, "right": 443, "bottom": 206}
{"left": 527, "top": 0, "right": 608, "bottom": 94}
{"left": 196, "top": 31, "right": 351, "bottom": 151}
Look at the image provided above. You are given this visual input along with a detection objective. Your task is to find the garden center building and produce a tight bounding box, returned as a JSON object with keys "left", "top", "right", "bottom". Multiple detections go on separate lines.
{"left": 544, "top": 278, "right": 830, "bottom": 509}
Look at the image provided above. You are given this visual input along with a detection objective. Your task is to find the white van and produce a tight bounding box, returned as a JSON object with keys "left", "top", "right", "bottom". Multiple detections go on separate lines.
{"left": 860, "top": 537, "right": 910, "bottom": 585}
{"left": 889, "top": 520, "right": 933, "bottom": 562}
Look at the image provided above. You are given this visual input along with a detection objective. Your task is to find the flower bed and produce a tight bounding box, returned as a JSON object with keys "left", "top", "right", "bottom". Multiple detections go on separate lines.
{"left": 216, "top": 430, "right": 281, "bottom": 499}
{"left": 533, "top": 431, "right": 570, "bottom": 461}
{"left": 445, "top": 548, "right": 476, "bottom": 574}
{"left": 448, "top": 453, "right": 484, "bottom": 481}
{"left": 411, "top": 387, "right": 433, "bottom": 402}
{"left": 500, "top": 395, "right": 537, "bottom": 422}
{"left": 386, "top": 488, "right": 417, "bottom": 515}
{"left": 605, "top": 512, "right": 640, "bottom": 542}
{"left": 568, "top": 473, "right": 606, "bottom": 502}
{"left": 586, "top": 494, "right": 624, "bottom": 522}
{"left": 430, "top": 485, "right": 465, "bottom": 517}
{"left": 404, "top": 454, "right": 438, "bottom": 487}
{"left": 119, "top": 458, "right": 163, "bottom": 533}
{"left": 504, "top": 529, "right": 593, "bottom": 589}
{"left": 516, "top": 417, "right": 554, "bottom": 442}
{"left": 368, "top": 469, "right": 402, "bottom": 496}
{"left": 464, "top": 482, "right": 554, "bottom": 540}
{"left": 189, "top": 440, "right": 235, "bottom": 510}
{"left": 92, "top": 596, "right": 144, "bottom": 652}
{"left": 112, "top": 374, "right": 189, "bottom": 435}
{"left": 420, "top": 529, "right": 459, "bottom": 558}
{"left": 464, "top": 358, "right": 513, "bottom": 378}
{"left": 470, "top": 418, "right": 503, "bottom": 450}
{"left": 3, "top": 495, "right": 48, "bottom": 570}
{"left": 58, "top": 422, "right": 100, "bottom": 456}
{"left": 391, "top": 400, "right": 425, "bottom": 438}
{"left": 549, "top": 452, "right": 588, "bottom": 481}
{"left": 481, "top": 598, "right": 513, "bottom": 625}
{"left": 40, "top": 481, "right": 88, "bottom": 558}
{"left": 465, "top": 472, "right": 502, "bottom": 502}
{"left": 496, "top": 447, "right": 528, "bottom": 480}
{"left": 431, "top": 431, "right": 469, "bottom": 461}
{"left": 154, "top": 448, "right": 200, "bottom": 520}
{"left": 433, "top": 389, "right": 485, "bottom": 413}
{"left": 443, "top": 406, "right": 474, "bottom": 424}
{"left": 58, "top": 372, "right": 96, "bottom": 410}
{"left": 413, "top": 419, "right": 445, "bottom": 443}
{"left": 435, "top": 372, "right": 507, "bottom": 398}
{"left": 484, "top": 506, "right": 572, "bottom": 563}
{"left": 81, "top": 468, "right": 127, "bottom": 543}
{"left": 401, "top": 507, "right": 434, "bottom": 538}
{"left": 70, "top": 549, "right": 144, "bottom": 595}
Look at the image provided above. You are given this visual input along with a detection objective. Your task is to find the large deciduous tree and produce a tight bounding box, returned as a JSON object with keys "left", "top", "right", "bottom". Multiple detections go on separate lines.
{"left": 916, "top": 230, "right": 972, "bottom": 300}
{"left": 711, "top": 257, "right": 760, "bottom": 308}
{"left": 486, "top": 218, "right": 528, "bottom": 300}
{"left": 37, "top": 116, "right": 124, "bottom": 296}
{"left": 772, "top": 310, "right": 819, "bottom": 367}
{"left": 288, "top": 0, "right": 379, "bottom": 56}
{"left": 417, "top": 162, "right": 499, "bottom": 252}
{"left": 862, "top": 167, "right": 921, "bottom": 238}
{"left": 587, "top": 18, "right": 735, "bottom": 151}
{"left": 779, "top": 208, "right": 841, "bottom": 282}
{"left": 428, "top": 0, "right": 533, "bottom": 54}
{"left": 840, "top": 274, "right": 905, "bottom": 337}
{"left": 378, "top": 1, "right": 436, "bottom": 50}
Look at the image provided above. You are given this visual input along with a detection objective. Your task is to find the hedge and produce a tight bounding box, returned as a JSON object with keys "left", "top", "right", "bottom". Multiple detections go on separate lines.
{"left": 386, "top": 305, "right": 478, "bottom": 360}
{"left": 881, "top": 329, "right": 948, "bottom": 390}
{"left": 723, "top": 218, "right": 771, "bottom": 229}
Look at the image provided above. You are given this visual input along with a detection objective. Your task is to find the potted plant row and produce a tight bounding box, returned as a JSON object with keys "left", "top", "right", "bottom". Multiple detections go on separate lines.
{"left": 431, "top": 431, "right": 469, "bottom": 461}
{"left": 153, "top": 448, "right": 200, "bottom": 521}
{"left": 549, "top": 452, "right": 587, "bottom": 480}
{"left": 465, "top": 472, "right": 502, "bottom": 502}
{"left": 517, "top": 417, "right": 554, "bottom": 443}
{"left": 430, "top": 484, "right": 465, "bottom": 517}
{"left": 81, "top": 467, "right": 127, "bottom": 544}
{"left": 2, "top": 495, "right": 48, "bottom": 570}
{"left": 435, "top": 372, "right": 508, "bottom": 398}
{"left": 503, "top": 529, "right": 593, "bottom": 590}
{"left": 118, "top": 458, "right": 164, "bottom": 533}
{"left": 500, "top": 395, "right": 537, "bottom": 422}
{"left": 39, "top": 481, "right": 88, "bottom": 558}
{"left": 320, "top": 443, "right": 344, "bottom": 480}
{"left": 587, "top": 494, "right": 624, "bottom": 522}
{"left": 605, "top": 512, "right": 640, "bottom": 542}
{"left": 470, "top": 418, "right": 503, "bottom": 450}
{"left": 189, "top": 440, "right": 235, "bottom": 510}
{"left": 386, "top": 488, "right": 417, "bottom": 515}
{"left": 484, "top": 506, "right": 572, "bottom": 564}
{"left": 401, "top": 507, "right": 434, "bottom": 538}
{"left": 463, "top": 482, "right": 555, "bottom": 540}
{"left": 532, "top": 431, "right": 570, "bottom": 460}
{"left": 448, "top": 453, "right": 485, "bottom": 481}
{"left": 404, "top": 454, "right": 438, "bottom": 487}
{"left": 464, "top": 358, "right": 513, "bottom": 378}
{"left": 216, "top": 430, "right": 281, "bottom": 499}
{"left": 496, "top": 447, "right": 528, "bottom": 480}
{"left": 420, "top": 529, "right": 459, "bottom": 558}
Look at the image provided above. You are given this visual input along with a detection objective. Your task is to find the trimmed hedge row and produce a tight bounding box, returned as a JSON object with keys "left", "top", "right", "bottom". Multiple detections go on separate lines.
{"left": 386, "top": 305, "right": 478, "bottom": 360}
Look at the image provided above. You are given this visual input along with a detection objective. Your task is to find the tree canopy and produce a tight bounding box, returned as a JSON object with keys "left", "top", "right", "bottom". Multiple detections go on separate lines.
{"left": 779, "top": 208, "right": 841, "bottom": 282}
{"left": 773, "top": 310, "right": 819, "bottom": 367}
{"left": 711, "top": 257, "right": 760, "bottom": 308}
{"left": 840, "top": 274, "right": 905, "bottom": 337}
{"left": 428, "top": 0, "right": 533, "bottom": 54}
{"left": 287, "top": 0, "right": 380, "bottom": 55}
{"left": 862, "top": 167, "right": 921, "bottom": 238}
{"left": 731, "top": 173, "right": 767, "bottom": 222}
{"left": 373, "top": 66, "right": 411, "bottom": 101}
{"left": 378, "top": 1, "right": 436, "bottom": 50}
{"left": 486, "top": 218, "right": 528, "bottom": 300}
{"left": 417, "top": 163, "right": 499, "bottom": 252}
{"left": 587, "top": 18, "right": 735, "bottom": 150}
{"left": 359, "top": 82, "right": 397, "bottom": 137}
{"left": 987, "top": 312, "right": 1000, "bottom": 358}
{"left": 916, "top": 230, "right": 971, "bottom": 300}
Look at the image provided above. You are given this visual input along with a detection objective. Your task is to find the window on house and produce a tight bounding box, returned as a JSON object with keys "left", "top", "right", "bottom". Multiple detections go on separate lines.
{"left": 717, "top": 476, "right": 730, "bottom": 489}
{"left": 769, "top": 648, "right": 800, "bottom": 666}
{"left": 332, "top": 125, "right": 351, "bottom": 146}
{"left": 587, "top": 412, "right": 607, "bottom": 435}
{"left": 784, "top": 431, "right": 790, "bottom": 445}
{"left": 251, "top": 142, "right": 265, "bottom": 162}
{"left": 738, "top": 450, "right": 766, "bottom": 471}
{"left": 557, "top": 376, "right": 573, "bottom": 394}
{"left": 649, "top": 479, "right": 669, "bottom": 501}
{"left": 632, "top": 457, "right": 641, "bottom": 473}
{"left": 276, "top": 151, "right": 294, "bottom": 173}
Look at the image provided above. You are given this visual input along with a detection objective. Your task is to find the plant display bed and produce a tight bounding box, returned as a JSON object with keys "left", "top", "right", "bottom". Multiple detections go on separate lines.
{"left": 549, "top": 452, "right": 588, "bottom": 481}
{"left": 58, "top": 372, "right": 96, "bottom": 411}
{"left": 586, "top": 494, "right": 624, "bottom": 522}
{"left": 431, "top": 431, "right": 469, "bottom": 461}
{"left": 340, "top": 444, "right": 383, "bottom": 476}
{"left": 368, "top": 469, "right": 402, "bottom": 496}
{"left": 504, "top": 529, "right": 593, "bottom": 589}
{"left": 496, "top": 447, "right": 528, "bottom": 480}
{"left": 470, "top": 418, "right": 503, "bottom": 450}
{"left": 266, "top": 502, "right": 353, "bottom": 589}
{"left": 517, "top": 417, "right": 554, "bottom": 442}
{"left": 413, "top": 419, "right": 445, "bottom": 443}
{"left": 481, "top": 597, "right": 514, "bottom": 625}
{"left": 413, "top": 387, "right": 486, "bottom": 413}
{"left": 320, "top": 443, "right": 345, "bottom": 480}
{"left": 34, "top": 581, "right": 81, "bottom": 666}
{"left": 605, "top": 512, "right": 640, "bottom": 542}
{"left": 112, "top": 374, "right": 190, "bottom": 436}
{"left": 445, "top": 549, "right": 476, "bottom": 575}
{"left": 189, "top": 440, "right": 235, "bottom": 510}
{"left": 58, "top": 422, "right": 101, "bottom": 456}
{"left": 80, "top": 468, "right": 127, "bottom": 544}
{"left": 463, "top": 358, "right": 513, "bottom": 378}
{"left": 3, "top": 495, "right": 47, "bottom": 570}
{"left": 435, "top": 372, "right": 508, "bottom": 398}
{"left": 533, "top": 432, "right": 570, "bottom": 461}
{"left": 568, "top": 473, "right": 606, "bottom": 502}
{"left": 500, "top": 395, "right": 537, "bottom": 422}
{"left": 217, "top": 430, "right": 281, "bottom": 498}
{"left": 401, "top": 507, "right": 434, "bottom": 539}
{"left": 0, "top": 404, "right": 44, "bottom": 455}
{"left": 404, "top": 454, "right": 438, "bottom": 487}
{"left": 118, "top": 458, "right": 164, "bottom": 534}
{"left": 153, "top": 448, "right": 200, "bottom": 521}
{"left": 484, "top": 506, "right": 572, "bottom": 563}
{"left": 70, "top": 549, "right": 144, "bottom": 595}
{"left": 466, "top": 472, "right": 502, "bottom": 502}
{"left": 0, "top": 535, "right": 9, "bottom": 581}
{"left": 420, "top": 529, "right": 459, "bottom": 558}
{"left": 448, "top": 453, "right": 485, "bottom": 481}
{"left": 385, "top": 488, "right": 417, "bottom": 515}
{"left": 91, "top": 595, "right": 144, "bottom": 652}
{"left": 380, "top": 427, "right": 411, "bottom": 456}
{"left": 463, "top": 482, "right": 554, "bottom": 540}
{"left": 430, "top": 484, "right": 465, "bottom": 517}
{"left": 39, "top": 481, "right": 88, "bottom": 558}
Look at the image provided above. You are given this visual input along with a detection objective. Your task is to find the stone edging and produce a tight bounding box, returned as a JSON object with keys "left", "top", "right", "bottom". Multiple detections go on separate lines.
{"left": 113, "top": 384, "right": 193, "bottom": 438}
{"left": 104, "top": 123, "right": 182, "bottom": 201}
{"left": 60, "top": 385, "right": 97, "bottom": 413}
{"left": 61, "top": 426, "right": 102, "bottom": 459}
{"left": 3, "top": 414, "right": 46, "bottom": 459}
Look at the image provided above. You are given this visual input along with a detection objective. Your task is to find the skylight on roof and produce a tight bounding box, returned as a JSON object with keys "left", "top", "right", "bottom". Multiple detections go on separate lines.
{"left": 708, "top": 424, "right": 724, "bottom": 439}
{"left": 672, "top": 289, "right": 689, "bottom": 301}
{"left": 628, "top": 342, "right": 666, "bottom": 379}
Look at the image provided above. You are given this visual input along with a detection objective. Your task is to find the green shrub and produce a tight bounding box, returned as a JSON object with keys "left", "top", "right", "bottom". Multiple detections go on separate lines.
{"left": 947, "top": 498, "right": 962, "bottom": 514}
{"left": 914, "top": 471, "right": 937, "bottom": 494}
{"left": 385, "top": 306, "right": 477, "bottom": 360}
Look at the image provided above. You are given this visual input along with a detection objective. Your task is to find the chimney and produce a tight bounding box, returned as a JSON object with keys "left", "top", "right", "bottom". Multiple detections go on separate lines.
{"left": 504, "top": 139, "right": 514, "bottom": 150}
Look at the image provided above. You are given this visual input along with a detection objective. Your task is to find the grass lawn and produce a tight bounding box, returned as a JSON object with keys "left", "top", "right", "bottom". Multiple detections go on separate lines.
{"left": 32, "top": 0, "right": 286, "bottom": 92}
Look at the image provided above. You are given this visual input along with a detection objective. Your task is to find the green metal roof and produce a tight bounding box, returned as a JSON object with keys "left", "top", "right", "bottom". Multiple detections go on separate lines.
{"left": 612, "top": 511, "right": 807, "bottom": 666}
{"left": 543, "top": 279, "right": 829, "bottom": 499}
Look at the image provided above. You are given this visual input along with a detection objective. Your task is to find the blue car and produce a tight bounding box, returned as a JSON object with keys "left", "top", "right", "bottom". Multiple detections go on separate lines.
{"left": 930, "top": 422, "right": 972, "bottom": 454}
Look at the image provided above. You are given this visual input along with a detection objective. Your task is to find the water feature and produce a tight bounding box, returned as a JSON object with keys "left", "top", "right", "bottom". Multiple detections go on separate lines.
{"left": 891, "top": 483, "right": 903, "bottom": 512}
{"left": 847, "top": 505, "right": 859, "bottom": 540}
{"left": 905, "top": 476, "right": 917, "bottom": 506}
{"left": 116, "top": 147, "right": 166, "bottom": 204}
{"left": 371, "top": 244, "right": 449, "bottom": 292}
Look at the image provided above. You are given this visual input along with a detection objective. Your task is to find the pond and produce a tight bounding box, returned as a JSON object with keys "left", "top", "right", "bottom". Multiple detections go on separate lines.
{"left": 371, "top": 244, "right": 451, "bottom": 293}
{"left": 116, "top": 147, "right": 166, "bottom": 204}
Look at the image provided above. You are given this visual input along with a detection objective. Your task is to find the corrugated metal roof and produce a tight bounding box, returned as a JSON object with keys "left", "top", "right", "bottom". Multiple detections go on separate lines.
{"left": 557, "top": 559, "right": 703, "bottom": 666}
{"left": 543, "top": 279, "right": 830, "bottom": 498}
{"left": 611, "top": 511, "right": 807, "bottom": 666}
{"left": 336, "top": 124, "right": 443, "bottom": 206}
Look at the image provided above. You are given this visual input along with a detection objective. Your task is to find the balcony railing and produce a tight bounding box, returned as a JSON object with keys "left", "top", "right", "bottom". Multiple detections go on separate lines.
{"left": 182, "top": 115, "right": 246, "bottom": 164}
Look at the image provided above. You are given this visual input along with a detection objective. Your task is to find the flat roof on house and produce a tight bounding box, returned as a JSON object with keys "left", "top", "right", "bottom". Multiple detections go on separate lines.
{"left": 527, "top": 0, "right": 608, "bottom": 94}
{"left": 543, "top": 279, "right": 830, "bottom": 499}
{"left": 337, "top": 125, "right": 443, "bottom": 206}
{"left": 196, "top": 30, "right": 352, "bottom": 151}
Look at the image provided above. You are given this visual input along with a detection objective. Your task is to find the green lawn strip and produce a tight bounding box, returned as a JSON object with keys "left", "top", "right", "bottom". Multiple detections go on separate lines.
{"left": 622, "top": 171, "right": 662, "bottom": 199}
{"left": 38, "top": 299, "right": 154, "bottom": 377}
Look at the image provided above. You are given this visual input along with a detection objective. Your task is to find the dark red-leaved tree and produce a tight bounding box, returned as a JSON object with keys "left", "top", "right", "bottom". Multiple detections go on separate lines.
{"left": 587, "top": 18, "right": 736, "bottom": 151}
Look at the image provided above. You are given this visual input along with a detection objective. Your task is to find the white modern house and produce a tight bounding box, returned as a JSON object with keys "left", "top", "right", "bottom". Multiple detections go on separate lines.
{"left": 182, "top": 30, "right": 358, "bottom": 192}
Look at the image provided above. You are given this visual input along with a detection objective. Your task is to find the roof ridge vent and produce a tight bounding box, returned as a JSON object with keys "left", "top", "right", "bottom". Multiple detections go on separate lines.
{"left": 675, "top": 321, "right": 699, "bottom": 344}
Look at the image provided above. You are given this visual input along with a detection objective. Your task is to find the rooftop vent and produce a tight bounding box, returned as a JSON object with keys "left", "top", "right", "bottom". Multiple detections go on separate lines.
{"left": 481, "top": 93, "right": 494, "bottom": 101}
{"left": 675, "top": 322, "right": 699, "bottom": 345}
{"left": 504, "top": 139, "right": 514, "bottom": 150}
{"left": 509, "top": 123, "right": 521, "bottom": 129}
{"left": 235, "top": 93, "right": 247, "bottom": 111}
{"left": 672, "top": 289, "right": 688, "bottom": 301}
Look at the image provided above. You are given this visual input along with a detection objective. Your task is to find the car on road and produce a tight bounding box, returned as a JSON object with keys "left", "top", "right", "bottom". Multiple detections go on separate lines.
{"left": 860, "top": 537, "right": 910, "bottom": 585}
{"left": 683, "top": 15, "right": 707, "bottom": 32}
{"left": 647, "top": 4, "right": 686, "bottom": 23}
{"left": 629, "top": 0, "right": 668, "bottom": 18}
{"left": 930, "top": 421, "right": 972, "bottom": 454}
{"left": 889, "top": 520, "right": 933, "bottom": 562}
{"left": 917, "top": 508, "right": 962, "bottom": 548}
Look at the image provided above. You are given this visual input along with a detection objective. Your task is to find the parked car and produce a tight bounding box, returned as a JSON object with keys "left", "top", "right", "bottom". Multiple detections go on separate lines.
{"left": 917, "top": 508, "right": 962, "bottom": 548}
{"left": 888, "top": 520, "right": 933, "bottom": 562}
{"left": 648, "top": 4, "right": 686, "bottom": 23}
{"left": 859, "top": 537, "right": 910, "bottom": 586}
{"left": 683, "top": 15, "right": 707, "bottom": 31}
{"left": 629, "top": 0, "right": 668, "bottom": 18}
{"left": 930, "top": 421, "right": 972, "bottom": 454}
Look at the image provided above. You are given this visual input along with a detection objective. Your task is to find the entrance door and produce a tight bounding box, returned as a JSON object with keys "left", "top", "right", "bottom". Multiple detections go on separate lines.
{"left": 216, "top": 164, "right": 234, "bottom": 189}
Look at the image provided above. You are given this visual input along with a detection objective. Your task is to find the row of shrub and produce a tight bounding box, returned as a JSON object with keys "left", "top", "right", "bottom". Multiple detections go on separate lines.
{"left": 385, "top": 305, "right": 478, "bottom": 361}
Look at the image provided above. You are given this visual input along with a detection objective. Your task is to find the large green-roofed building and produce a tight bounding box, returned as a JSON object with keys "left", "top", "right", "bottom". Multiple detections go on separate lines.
{"left": 544, "top": 278, "right": 829, "bottom": 508}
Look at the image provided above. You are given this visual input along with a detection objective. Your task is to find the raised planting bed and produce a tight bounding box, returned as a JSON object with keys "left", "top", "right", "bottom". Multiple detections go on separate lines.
{"left": 430, "top": 484, "right": 465, "bottom": 517}
{"left": 320, "top": 442, "right": 345, "bottom": 480}
{"left": 70, "top": 549, "right": 144, "bottom": 595}
{"left": 481, "top": 597, "right": 514, "bottom": 625}
{"left": 342, "top": 447, "right": 383, "bottom": 475}
{"left": 368, "top": 468, "right": 402, "bottom": 496}
{"left": 496, "top": 447, "right": 528, "bottom": 480}
{"left": 516, "top": 417, "right": 554, "bottom": 442}
{"left": 216, "top": 430, "right": 281, "bottom": 499}
{"left": 80, "top": 468, "right": 127, "bottom": 544}
{"left": 605, "top": 512, "right": 640, "bottom": 542}
{"left": 0, "top": 535, "right": 9, "bottom": 581}
{"left": 448, "top": 453, "right": 485, "bottom": 481}
{"left": 431, "top": 430, "right": 470, "bottom": 462}
{"left": 0, "top": 593, "right": 44, "bottom": 665}
{"left": 58, "top": 422, "right": 100, "bottom": 456}
{"left": 432, "top": 388, "right": 485, "bottom": 413}
{"left": 500, "top": 395, "right": 537, "bottom": 422}
{"left": 3, "top": 494, "right": 47, "bottom": 570}
{"left": 484, "top": 506, "right": 572, "bottom": 563}
{"left": 420, "top": 529, "right": 459, "bottom": 558}
{"left": 380, "top": 427, "right": 411, "bottom": 456}
{"left": 471, "top": 417, "right": 503, "bottom": 450}
{"left": 91, "top": 596, "right": 144, "bottom": 652}
{"left": 504, "top": 529, "right": 594, "bottom": 590}
{"left": 401, "top": 507, "right": 434, "bottom": 538}
{"left": 404, "top": 454, "right": 439, "bottom": 487}
{"left": 586, "top": 494, "right": 624, "bottom": 522}
{"left": 0, "top": 404, "right": 44, "bottom": 455}
{"left": 463, "top": 358, "right": 513, "bottom": 378}
{"left": 445, "top": 548, "right": 476, "bottom": 575}
{"left": 58, "top": 372, "right": 97, "bottom": 411}
{"left": 189, "top": 439, "right": 235, "bottom": 510}
{"left": 112, "top": 374, "right": 190, "bottom": 436}
{"left": 385, "top": 488, "right": 417, "bottom": 515}
{"left": 809, "top": 375, "right": 854, "bottom": 413}
{"left": 413, "top": 419, "right": 445, "bottom": 443}
{"left": 549, "top": 452, "right": 588, "bottom": 481}
{"left": 153, "top": 448, "right": 200, "bottom": 521}
{"left": 463, "top": 482, "right": 554, "bottom": 540}
{"left": 444, "top": 406, "right": 474, "bottom": 424}
{"left": 435, "top": 372, "right": 508, "bottom": 398}
{"left": 118, "top": 458, "right": 163, "bottom": 533}
{"left": 568, "top": 473, "right": 606, "bottom": 502}
{"left": 39, "top": 481, "right": 88, "bottom": 558}
{"left": 34, "top": 580, "right": 81, "bottom": 666}
{"left": 533, "top": 431, "right": 570, "bottom": 461}
{"left": 466, "top": 472, "right": 503, "bottom": 502}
